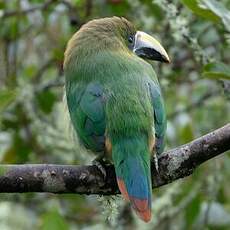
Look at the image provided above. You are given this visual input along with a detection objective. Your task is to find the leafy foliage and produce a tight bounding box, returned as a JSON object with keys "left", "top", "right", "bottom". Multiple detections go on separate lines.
{"left": 203, "top": 62, "right": 230, "bottom": 80}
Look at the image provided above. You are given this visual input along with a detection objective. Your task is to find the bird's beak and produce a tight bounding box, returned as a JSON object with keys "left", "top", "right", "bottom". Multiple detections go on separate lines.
{"left": 133, "top": 31, "right": 170, "bottom": 63}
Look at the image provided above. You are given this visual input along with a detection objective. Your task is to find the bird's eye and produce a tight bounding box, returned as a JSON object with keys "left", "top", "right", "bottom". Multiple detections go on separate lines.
{"left": 128, "top": 35, "right": 134, "bottom": 43}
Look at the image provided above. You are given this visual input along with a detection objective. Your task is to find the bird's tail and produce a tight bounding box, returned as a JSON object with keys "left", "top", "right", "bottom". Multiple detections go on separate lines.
{"left": 111, "top": 134, "right": 152, "bottom": 222}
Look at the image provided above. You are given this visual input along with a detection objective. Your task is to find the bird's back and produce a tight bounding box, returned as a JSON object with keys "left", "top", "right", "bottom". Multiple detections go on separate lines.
{"left": 65, "top": 51, "right": 156, "bottom": 153}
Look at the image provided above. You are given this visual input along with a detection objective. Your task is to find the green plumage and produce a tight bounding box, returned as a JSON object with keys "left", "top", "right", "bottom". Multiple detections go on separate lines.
{"left": 64, "top": 17, "right": 167, "bottom": 222}
{"left": 65, "top": 50, "right": 165, "bottom": 151}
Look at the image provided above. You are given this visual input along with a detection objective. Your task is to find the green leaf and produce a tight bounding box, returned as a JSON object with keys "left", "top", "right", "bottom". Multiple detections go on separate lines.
{"left": 52, "top": 48, "right": 64, "bottom": 61}
{"left": 0, "top": 17, "right": 19, "bottom": 40}
{"left": 186, "top": 195, "right": 201, "bottom": 227}
{"left": 181, "top": 0, "right": 220, "bottom": 22}
{"left": 0, "top": 89, "right": 17, "bottom": 113}
{"left": 181, "top": 0, "right": 230, "bottom": 32}
{"left": 40, "top": 210, "right": 69, "bottom": 230}
{"left": 36, "top": 90, "right": 57, "bottom": 114}
{"left": 2, "top": 132, "right": 32, "bottom": 163}
{"left": 107, "top": 1, "right": 130, "bottom": 16}
{"left": 179, "top": 123, "right": 194, "bottom": 144}
{"left": 201, "top": 0, "right": 230, "bottom": 32}
{"left": 0, "top": 1, "right": 5, "bottom": 9}
{"left": 24, "top": 65, "right": 37, "bottom": 79}
{"left": 202, "top": 62, "right": 230, "bottom": 80}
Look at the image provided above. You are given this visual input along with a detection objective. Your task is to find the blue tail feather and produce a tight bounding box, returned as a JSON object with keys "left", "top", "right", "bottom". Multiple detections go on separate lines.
{"left": 112, "top": 135, "right": 152, "bottom": 222}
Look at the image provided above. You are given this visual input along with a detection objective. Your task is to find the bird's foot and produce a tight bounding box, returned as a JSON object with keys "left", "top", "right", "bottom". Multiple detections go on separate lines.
{"left": 92, "top": 155, "right": 110, "bottom": 180}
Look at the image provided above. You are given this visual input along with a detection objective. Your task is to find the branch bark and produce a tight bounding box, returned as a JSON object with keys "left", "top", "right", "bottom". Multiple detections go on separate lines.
{"left": 0, "top": 124, "right": 229, "bottom": 195}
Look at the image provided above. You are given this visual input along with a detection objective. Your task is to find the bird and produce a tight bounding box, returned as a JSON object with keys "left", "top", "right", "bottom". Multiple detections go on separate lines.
{"left": 64, "top": 17, "right": 169, "bottom": 222}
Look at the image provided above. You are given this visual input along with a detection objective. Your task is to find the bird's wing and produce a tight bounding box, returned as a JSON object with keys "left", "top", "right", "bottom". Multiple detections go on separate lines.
{"left": 66, "top": 81, "right": 106, "bottom": 152}
{"left": 147, "top": 81, "right": 167, "bottom": 155}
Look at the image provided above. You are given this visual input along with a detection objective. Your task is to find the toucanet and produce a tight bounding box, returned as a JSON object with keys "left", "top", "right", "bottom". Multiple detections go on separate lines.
{"left": 64, "top": 17, "right": 169, "bottom": 222}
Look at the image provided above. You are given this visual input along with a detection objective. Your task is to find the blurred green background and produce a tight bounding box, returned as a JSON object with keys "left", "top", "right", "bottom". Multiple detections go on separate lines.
{"left": 0, "top": 0, "right": 230, "bottom": 229}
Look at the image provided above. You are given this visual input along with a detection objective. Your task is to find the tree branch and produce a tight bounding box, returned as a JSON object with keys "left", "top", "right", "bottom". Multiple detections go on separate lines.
{"left": 0, "top": 124, "right": 229, "bottom": 194}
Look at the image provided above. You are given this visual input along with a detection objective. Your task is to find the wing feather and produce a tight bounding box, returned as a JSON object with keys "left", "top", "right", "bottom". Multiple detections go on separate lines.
{"left": 66, "top": 81, "right": 106, "bottom": 152}
{"left": 147, "top": 81, "right": 167, "bottom": 154}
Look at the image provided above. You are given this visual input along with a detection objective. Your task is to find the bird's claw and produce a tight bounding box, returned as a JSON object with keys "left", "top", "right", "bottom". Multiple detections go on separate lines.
{"left": 92, "top": 157, "right": 107, "bottom": 180}
{"left": 153, "top": 154, "right": 159, "bottom": 174}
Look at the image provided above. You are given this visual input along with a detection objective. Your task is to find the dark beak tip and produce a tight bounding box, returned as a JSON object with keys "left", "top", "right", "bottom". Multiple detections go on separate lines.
{"left": 165, "top": 59, "right": 171, "bottom": 64}
{"left": 162, "top": 55, "right": 171, "bottom": 63}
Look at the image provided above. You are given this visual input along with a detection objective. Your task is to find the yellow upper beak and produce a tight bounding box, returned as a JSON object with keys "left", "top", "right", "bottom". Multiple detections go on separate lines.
{"left": 133, "top": 31, "right": 170, "bottom": 63}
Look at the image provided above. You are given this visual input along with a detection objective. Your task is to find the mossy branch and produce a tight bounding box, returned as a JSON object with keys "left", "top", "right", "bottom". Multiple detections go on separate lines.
{"left": 0, "top": 124, "right": 229, "bottom": 194}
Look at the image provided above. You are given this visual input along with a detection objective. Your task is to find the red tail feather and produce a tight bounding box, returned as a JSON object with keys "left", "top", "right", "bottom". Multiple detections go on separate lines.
{"left": 136, "top": 208, "right": 151, "bottom": 222}
{"left": 130, "top": 197, "right": 151, "bottom": 222}
{"left": 117, "top": 177, "right": 151, "bottom": 222}
{"left": 117, "top": 178, "right": 129, "bottom": 201}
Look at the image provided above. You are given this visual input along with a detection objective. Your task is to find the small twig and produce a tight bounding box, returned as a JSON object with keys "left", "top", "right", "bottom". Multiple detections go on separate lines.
{"left": 40, "top": 78, "right": 64, "bottom": 90}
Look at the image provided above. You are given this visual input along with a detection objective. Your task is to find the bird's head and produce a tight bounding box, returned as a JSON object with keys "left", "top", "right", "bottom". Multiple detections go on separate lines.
{"left": 64, "top": 17, "right": 170, "bottom": 69}
{"left": 109, "top": 17, "right": 171, "bottom": 63}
